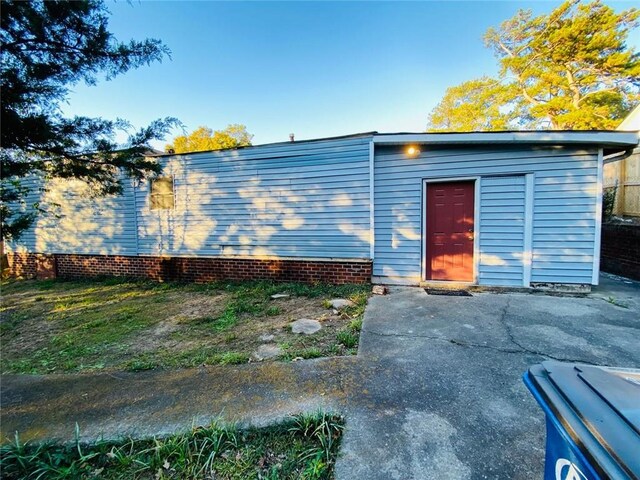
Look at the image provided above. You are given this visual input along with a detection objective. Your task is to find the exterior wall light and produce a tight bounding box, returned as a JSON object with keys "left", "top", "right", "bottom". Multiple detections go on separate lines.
{"left": 406, "top": 146, "right": 421, "bottom": 157}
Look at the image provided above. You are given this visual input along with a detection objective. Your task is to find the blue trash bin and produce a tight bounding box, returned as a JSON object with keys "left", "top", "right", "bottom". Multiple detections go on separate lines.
{"left": 524, "top": 361, "right": 640, "bottom": 480}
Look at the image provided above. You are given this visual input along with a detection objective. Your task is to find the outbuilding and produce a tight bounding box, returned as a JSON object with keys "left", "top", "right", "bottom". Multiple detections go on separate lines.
{"left": 7, "top": 131, "right": 639, "bottom": 290}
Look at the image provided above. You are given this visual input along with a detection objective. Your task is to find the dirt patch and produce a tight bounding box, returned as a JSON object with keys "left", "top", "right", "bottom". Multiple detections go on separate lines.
{"left": 130, "top": 292, "right": 229, "bottom": 354}
{"left": 0, "top": 278, "right": 370, "bottom": 374}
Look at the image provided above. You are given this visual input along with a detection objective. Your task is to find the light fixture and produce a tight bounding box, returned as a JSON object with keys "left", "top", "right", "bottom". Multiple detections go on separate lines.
{"left": 406, "top": 145, "right": 421, "bottom": 157}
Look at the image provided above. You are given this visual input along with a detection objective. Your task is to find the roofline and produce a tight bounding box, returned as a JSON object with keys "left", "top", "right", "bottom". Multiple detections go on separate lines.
{"left": 372, "top": 131, "right": 639, "bottom": 148}
{"left": 149, "top": 131, "right": 377, "bottom": 157}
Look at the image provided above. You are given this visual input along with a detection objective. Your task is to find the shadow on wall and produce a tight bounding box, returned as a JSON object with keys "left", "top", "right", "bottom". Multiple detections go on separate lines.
{"left": 136, "top": 153, "right": 370, "bottom": 258}
{"left": 32, "top": 178, "right": 129, "bottom": 255}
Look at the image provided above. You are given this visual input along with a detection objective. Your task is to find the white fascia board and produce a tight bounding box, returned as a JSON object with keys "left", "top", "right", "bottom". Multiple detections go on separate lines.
{"left": 372, "top": 131, "right": 639, "bottom": 148}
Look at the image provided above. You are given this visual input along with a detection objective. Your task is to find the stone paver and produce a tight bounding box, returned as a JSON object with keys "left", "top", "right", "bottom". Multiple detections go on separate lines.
{"left": 270, "top": 294, "right": 289, "bottom": 300}
{"left": 252, "top": 344, "right": 282, "bottom": 361}
{"left": 329, "top": 298, "right": 354, "bottom": 309}
{"left": 1, "top": 273, "right": 639, "bottom": 479}
{"left": 290, "top": 318, "right": 322, "bottom": 334}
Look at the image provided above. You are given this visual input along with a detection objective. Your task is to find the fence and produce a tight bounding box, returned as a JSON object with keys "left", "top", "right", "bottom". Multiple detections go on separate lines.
{"left": 604, "top": 148, "right": 640, "bottom": 217}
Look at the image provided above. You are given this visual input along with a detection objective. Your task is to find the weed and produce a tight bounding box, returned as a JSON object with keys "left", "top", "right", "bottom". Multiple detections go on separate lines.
{"left": 215, "top": 351, "right": 249, "bottom": 365}
{"left": 211, "top": 306, "right": 238, "bottom": 331}
{"left": 0, "top": 414, "right": 344, "bottom": 480}
{"left": 124, "top": 358, "right": 158, "bottom": 372}
{"left": 337, "top": 330, "right": 358, "bottom": 349}
{"left": 348, "top": 318, "right": 362, "bottom": 332}
{"left": 279, "top": 345, "right": 324, "bottom": 361}
{"left": 266, "top": 305, "right": 282, "bottom": 316}
{"left": 605, "top": 296, "right": 629, "bottom": 309}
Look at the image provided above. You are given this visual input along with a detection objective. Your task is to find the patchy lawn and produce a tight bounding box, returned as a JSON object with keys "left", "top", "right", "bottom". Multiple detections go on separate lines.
{"left": 0, "top": 278, "right": 369, "bottom": 374}
{"left": 0, "top": 412, "right": 343, "bottom": 479}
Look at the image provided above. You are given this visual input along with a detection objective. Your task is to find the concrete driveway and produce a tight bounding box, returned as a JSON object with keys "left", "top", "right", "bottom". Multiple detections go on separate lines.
{"left": 335, "top": 273, "right": 640, "bottom": 479}
{"left": 2, "top": 274, "right": 638, "bottom": 479}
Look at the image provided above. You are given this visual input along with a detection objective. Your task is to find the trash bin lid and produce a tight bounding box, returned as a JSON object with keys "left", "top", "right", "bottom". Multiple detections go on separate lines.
{"left": 527, "top": 361, "right": 640, "bottom": 479}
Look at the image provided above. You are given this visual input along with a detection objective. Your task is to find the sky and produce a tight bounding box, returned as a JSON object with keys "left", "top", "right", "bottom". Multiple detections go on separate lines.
{"left": 62, "top": 0, "right": 640, "bottom": 147}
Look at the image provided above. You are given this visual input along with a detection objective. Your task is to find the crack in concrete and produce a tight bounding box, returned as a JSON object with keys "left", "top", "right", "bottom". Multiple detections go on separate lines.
{"left": 496, "top": 297, "right": 600, "bottom": 366}
{"left": 362, "top": 329, "right": 526, "bottom": 355}
{"left": 361, "top": 297, "right": 601, "bottom": 366}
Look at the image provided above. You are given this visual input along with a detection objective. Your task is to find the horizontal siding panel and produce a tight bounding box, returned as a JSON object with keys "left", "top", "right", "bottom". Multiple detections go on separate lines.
{"left": 533, "top": 220, "right": 595, "bottom": 227}
{"left": 532, "top": 275, "right": 591, "bottom": 283}
{"left": 535, "top": 205, "right": 595, "bottom": 214}
{"left": 481, "top": 192, "right": 529, "bottom": 200}
{"left": 481, "top": 226, "right": 527, "bottom": 234}
{"left": 480, "top": 233, "right": 524, "bottom": 240}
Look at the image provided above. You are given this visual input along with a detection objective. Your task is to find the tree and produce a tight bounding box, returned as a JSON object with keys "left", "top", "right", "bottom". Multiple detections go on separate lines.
{"left": 428, "top": 77, "right": 521, "bottom": 132}
{"left": 165, "top": 124, "right": 254, "bottom": 154}
{"left": 1, "top": 0, "right": 179, "bottom": 242}
{"left": 427, "top": 0, "right": 640, "bottom": 131}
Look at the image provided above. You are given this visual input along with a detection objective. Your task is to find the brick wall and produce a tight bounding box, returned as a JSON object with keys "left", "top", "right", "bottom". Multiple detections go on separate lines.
{"left": 5, "top": 252, "right": 56, "bottom": 280}
{"left": 6, "top": 253, "right": 372, "bottom": 285}
{"left": 600, "top": 223, "right": 640, "bottom": 281}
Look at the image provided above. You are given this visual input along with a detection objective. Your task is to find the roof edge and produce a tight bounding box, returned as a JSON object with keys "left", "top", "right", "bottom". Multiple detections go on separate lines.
{"left": 148, "top": 131, "right": 377, "bottom": 157}
{"left": 372, "top": 131, "right": 639, "bottom": 148}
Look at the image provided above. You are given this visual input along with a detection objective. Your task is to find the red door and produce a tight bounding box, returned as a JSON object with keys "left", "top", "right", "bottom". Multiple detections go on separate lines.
{"left": 425, "top": 181, "right": 475, "bottom": 281}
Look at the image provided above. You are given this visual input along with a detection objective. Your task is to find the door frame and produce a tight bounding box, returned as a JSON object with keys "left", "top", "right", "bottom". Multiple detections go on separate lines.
{"left": 421, "top": 177, "right": 481, "bottom": 284}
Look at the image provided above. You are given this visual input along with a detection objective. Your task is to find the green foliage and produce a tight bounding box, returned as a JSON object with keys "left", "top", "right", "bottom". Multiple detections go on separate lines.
{"left": 603, "top": 185, "right": 617, "bottom": 221}
{"left": 0, "top": 413, "right": 344, "bottom": 479}
{"left": 280, "top": 347, "right": 323, "bottom": 361}
{"left": 336, "top": 330, "right": 358, "bottom": 349}
{"left": 0, "top": 0, "right": 179, "bottom": 241}
{"left": 428, "top": 77, "right": 521, "bottom": 132}
{"left": 348, "top": 318, "right": 363, "bottom": 333}
{"left": 166, "top": 124, "right": 253, "bottom": 153}
{"left": 428, "top": 1, "right": 640, "bottom": 131}
{"left": 266, "top": 305, "right": 282, "bottom": 316}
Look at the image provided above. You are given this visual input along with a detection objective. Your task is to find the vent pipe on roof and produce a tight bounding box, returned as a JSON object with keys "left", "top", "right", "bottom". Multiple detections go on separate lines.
{"left": 289, "top": 133, "right": 295, "bottom": 142}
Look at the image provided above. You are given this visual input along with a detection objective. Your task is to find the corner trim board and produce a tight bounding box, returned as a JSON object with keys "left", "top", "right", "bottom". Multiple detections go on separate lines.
{"left": 369, "top": 140, "right": 375, "bottom": 260}
{"left": 523, "top": 173, "right": 535, "bottom": 287}
{"left": 592, "top": 148, "right": 604, "bottom": 285}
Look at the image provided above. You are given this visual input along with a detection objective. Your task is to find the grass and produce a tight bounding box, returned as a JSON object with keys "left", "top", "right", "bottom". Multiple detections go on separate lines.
{"left": 0, "top": 412, "right": 344, "bottom": 480}
{"left": 604, "top": 296, "right": 629, "bottom": 309}
{"left": 1, "top": 277, "right": 370, "bottom": 374}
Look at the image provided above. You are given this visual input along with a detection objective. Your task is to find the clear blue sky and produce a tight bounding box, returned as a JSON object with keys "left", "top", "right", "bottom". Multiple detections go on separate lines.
{"left": 62, "top": 1, "right": 640, "bottom": 147}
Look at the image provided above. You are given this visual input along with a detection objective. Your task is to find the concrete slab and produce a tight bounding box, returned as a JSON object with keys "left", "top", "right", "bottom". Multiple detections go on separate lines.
{"left": 1, "top": 273, "right": 638, "bottom": 480}
{"left": 335, "top": 273, "right": 640, "bottom": 479}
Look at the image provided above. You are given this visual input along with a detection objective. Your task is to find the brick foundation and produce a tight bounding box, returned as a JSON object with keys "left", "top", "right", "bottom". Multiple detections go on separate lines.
{"left": 6, "top": 253, "right": 372, "bottom": 285}
{"left": 600, "top": 223, "right": 640, "bottom": 281}
{"left": 5, "top": 252, "right": 57, "bottom": 280}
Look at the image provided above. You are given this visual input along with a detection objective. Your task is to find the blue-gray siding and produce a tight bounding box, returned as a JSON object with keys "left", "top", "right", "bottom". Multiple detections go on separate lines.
{"left": 373, "top": 145, "right": 598, "bottom": 285}
{"left": 10, "top": 136, "right": 372, "bottom": 260}
{"left": 8, "top": 176, "right": 138, "bottom": 256}
{"left": 478, "top": 176, "right": 525, "bottom": 286}
{"left": 135, "top": 136, "right": 371, "bottom": 258}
